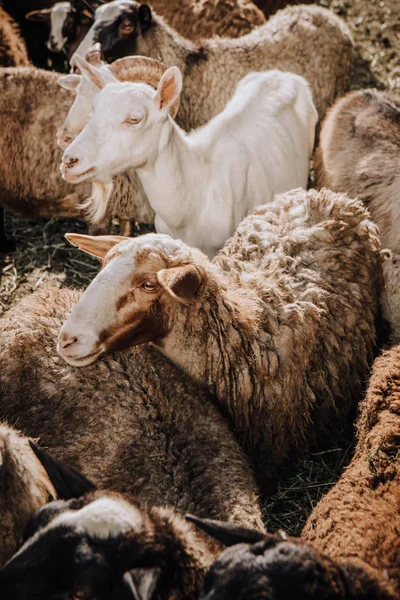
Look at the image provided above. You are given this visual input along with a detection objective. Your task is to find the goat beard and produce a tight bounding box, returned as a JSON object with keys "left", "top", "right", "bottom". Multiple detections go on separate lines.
{"left": 79, "top": 180, "right": 114, "bottom": 224}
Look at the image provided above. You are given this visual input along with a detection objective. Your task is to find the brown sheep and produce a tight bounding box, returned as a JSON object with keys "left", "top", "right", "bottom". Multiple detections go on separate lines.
{"left": 0, "top": 285, "right": 264, "bottom": 566}
{"left": 0, "top": 6, "right": 29, "bottom": 67}
{"left": 184, "top": 516, "right": 398, "bottom": 599}
{"left": 315, "top": 89, "right": 400, "bottom": 342}
{"left": 302, "top": 344, "right": 400, "bottom": 595}
{"left": 58, "top": 188, "right": 382, "bottom": 491}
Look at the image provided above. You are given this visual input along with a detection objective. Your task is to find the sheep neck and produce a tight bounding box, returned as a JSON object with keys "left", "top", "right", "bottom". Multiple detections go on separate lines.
{"left": 134, "top": 121, "right": 206, "bottom": 238}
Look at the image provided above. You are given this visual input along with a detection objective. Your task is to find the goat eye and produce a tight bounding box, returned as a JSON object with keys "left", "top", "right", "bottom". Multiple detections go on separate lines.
{"left": 142, "top": 281, "right": 157, "bottom": 292}
{"left": 124, "top": 117, "right": 141, "bottom": 126}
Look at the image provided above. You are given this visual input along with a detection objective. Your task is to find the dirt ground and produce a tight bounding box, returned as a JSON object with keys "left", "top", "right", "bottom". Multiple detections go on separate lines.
{"left": 0, "top": 0, "right": 399, "bottom": 535}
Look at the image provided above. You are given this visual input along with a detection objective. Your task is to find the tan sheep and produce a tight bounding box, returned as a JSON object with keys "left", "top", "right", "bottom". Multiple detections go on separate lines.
{"left": 0, "top": 6, "right": 29, "bottom": 68}
{"left": 0, "top": 286, "right": 263, "bottom": 566}
{"left": 302, "top": 343, "right": 400, "bottom": 595}
{"left": 59, "top": 187, "right": 382, "bottom": 491}
{"left": 75, "top": 2, "right": 353, "bottom": 127}
{"left": 0, "top": 425, "right": 57, "bottom": 567}
{"left": 315, "top": 89, "right": 400, "bottom": 342}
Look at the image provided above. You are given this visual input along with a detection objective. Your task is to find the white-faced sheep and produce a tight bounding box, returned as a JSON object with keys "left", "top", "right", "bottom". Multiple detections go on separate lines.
{"left": 0, "top": 488, "right": 238, "bottom": 600}
{"left": 0, "top": 6, "right": 29, "bottom": 68}
{"left": 315, "top": 89, "right": 400, "bottom": 342}
{"left": 0, "top": 286, "right": 264, "bottom": 567}
{"left": 73, "top": 1, "right": 353, "bottom": 127}
{"left": 58, "top": 187, "right": 382, "bottom": 491}
{"left": 62, "top": 60, "right": 317, "bottom": 256}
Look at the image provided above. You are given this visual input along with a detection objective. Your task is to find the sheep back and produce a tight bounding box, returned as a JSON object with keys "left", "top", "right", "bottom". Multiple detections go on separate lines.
{"left": 302, "top": 344, "right": 400, "bottom": 592}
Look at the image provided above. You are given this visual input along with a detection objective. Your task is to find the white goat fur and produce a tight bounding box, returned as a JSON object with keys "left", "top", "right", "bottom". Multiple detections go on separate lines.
{"left": 63, "top": 63, "right": 317, "bottom": 257}
{"left": 48, "top": 2, "right": 71, "bottom": 52}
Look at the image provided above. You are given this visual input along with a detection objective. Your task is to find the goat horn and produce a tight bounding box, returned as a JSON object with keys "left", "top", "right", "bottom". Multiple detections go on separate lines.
{"left": 110, "top": 56, "right": 180, "bottom": 119}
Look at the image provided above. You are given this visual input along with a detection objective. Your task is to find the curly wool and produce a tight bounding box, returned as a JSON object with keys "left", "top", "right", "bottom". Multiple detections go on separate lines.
{"left": 302, "top": 344, "right": 400, "bottom": 595}
{"left": 0, "top": 7, "right": 29, "bottom": 68}
{"left": 0, "top": 286, "right": 263, "bottom": 565}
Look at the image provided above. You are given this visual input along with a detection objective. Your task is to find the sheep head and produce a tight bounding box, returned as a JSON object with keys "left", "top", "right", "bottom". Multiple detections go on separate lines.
{"left": 0, "top": 493, "right": 216, "bottom": 600}
{"left": 187, "top": 516, "right": 398, "bottom": 600}
{"left": 58, "top": 233, "right": 210, "bottom": 367}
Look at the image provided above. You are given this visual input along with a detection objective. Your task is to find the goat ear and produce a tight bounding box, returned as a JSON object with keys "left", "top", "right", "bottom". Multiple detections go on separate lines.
{"left": 116, "top": 568, "right": 161, "bottom": 600}
{"left": 25, "top": 8, "right": 51, "bottom": 22}
{"left": 138, "top": 5, "right": 152, "bottom": 32}
{"left": 157, "top": 265, "right": 202, "bottom": 302}
{"left": 153, "top": 67, "right": 182, "bottom": 114}
{"left": 58, "top": 74, "right": 81, "bottom": 91}
{"left": 72, "top": 55, "right": 117, "bottom": 88}
{"left": 185, "top": 515, "right": 266, "bottom": 547}
{"left": 65, "top": 233, "right": 129, "bottom": 259}
{"left": 29, "top": 441, "right": 96, "bottom": 500}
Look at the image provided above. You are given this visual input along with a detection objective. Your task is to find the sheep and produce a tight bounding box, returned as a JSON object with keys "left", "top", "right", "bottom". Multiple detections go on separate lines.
{"left": 58, "top": 187, "right": 382, "bottom": 491}
{"left": 0, "top": 285, "right": 264, "bottom": 567}
{"left": 0, "top": 6, "right": 29, "bottom": 68}
{"left": 179, "top": 345, "right": 400, "bottom": 599}
{"left": 0, "top": 489, "right": 235, "bottom": 600}
{"left": 26, "top": 0, "right": 95, "bottom": 58}
{"left": 181, "top": 515, "right": 398, "bottom": 599}
{"left": 62, "top": 60, "right": 317, "bottom": 256}
{"left": 33, "top": 0, "right": 265, "bottom": 64}
{"left": 73, "top": 0, "right": 353, "bottom": 128}
{"left": 314, "top": 89, "right": 400, "bottom": 342}
{"left": 302, "top": 343, "right": 400, "bottom": 593}
{"left": 0, "top": 424, "right": 58, "bottom": 568}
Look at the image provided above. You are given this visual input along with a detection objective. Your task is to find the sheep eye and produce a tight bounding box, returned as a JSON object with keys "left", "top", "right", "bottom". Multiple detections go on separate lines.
{"left": 124, "top": 117, "right": 140, "bottom": 126}
{"left": 142, "top": 281, "right": 157, "bottom": 292}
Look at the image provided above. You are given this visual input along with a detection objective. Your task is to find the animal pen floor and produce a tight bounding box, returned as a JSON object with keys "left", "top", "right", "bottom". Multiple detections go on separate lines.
{"left": 0, "top": 0, "right": 399, "bottom": 536}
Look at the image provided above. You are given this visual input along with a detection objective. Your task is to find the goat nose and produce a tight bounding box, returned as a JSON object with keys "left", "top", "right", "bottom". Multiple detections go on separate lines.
{"left": 63, "top": 155, "right": 79, "bottom": 168}
{"left": 58, "top": 332, "right": 78, "bottom": 349}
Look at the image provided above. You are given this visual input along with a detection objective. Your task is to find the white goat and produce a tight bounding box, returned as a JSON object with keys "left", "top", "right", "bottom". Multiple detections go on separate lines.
{"left": 61, "top": 58, "right": 317, "bottom": 257}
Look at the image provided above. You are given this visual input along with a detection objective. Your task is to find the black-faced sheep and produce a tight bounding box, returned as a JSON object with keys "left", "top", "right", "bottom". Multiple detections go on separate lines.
{"left": 0, "top": 6, "right": 29, "bottom": 67}
{"left": 0, "top": 286, "right": 264, "bottom": 566}
{"left": 182, "top": 517, "right": 398, "bottom": 599}
{"left": 0, "top": 488, "right": 229, "bottom": 600}
{"left": 59, "top": 187, "right": 382, "bottom": 491}
{"left": 74, "top": 1, "right": 353, "bottom": 126}
{"left": 315, "top": 89, "right": 400, "bottom": 342}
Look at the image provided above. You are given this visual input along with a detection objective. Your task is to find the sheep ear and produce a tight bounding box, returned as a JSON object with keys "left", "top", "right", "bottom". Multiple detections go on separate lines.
{"left": 157, "top": 265, "right": 202, "bottom": 302}
{"left": 65, "top": 233, "right": 129, "bottom": 259}
{"left": 29, "top": 441, "right": 96, "bottom": 500}
{"left": 72, "top": 55, "right": 117, "bottom": 88}
{"left": 58, "top": 74, "right": 81, "bottom": 91}
{"left": 153, "top": 67, "right": 182, "bottom": 114}
{"left": 138, "top": 5, "right": 152, "bottom": 32}
{"left": 185, "top": 515, "right": 265, "bottom": 547}
{"left": 25, "top": 8, "right": 51, "bottom": 22}
{"left": 85, "top": 42, "right": 103, "bottom": 66}
{"left": 117, "top": 568, "right": 161, "bottom": 600}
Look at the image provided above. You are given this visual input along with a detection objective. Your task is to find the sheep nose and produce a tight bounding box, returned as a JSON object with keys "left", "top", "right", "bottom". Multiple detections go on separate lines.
{"left": 63, "top": 155, "right": 79, "bottom": 169}
{"left": 58, "top": 133, "right": 73, "bottom": 149}
{"left": 58, "top": 332, "right": 79, "bottom": 350}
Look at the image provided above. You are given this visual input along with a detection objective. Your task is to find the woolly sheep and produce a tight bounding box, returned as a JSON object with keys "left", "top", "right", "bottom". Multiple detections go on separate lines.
{"left": 58, "top": 188, "right": 382, "bottom": 490}
{"left": 0, "top": 6, "right": 29, "bottom": 68}
{"left": 0, "top": 489, "right": 235, "bottom": 600}
{"left": 62, "top": 62, "right": 317, "bottom": 256}
{"left": 302, "top": 343, "right": 400, "bottom": 595}
{"left": 0, "top": 286, "right": 263, "bottom": 565}
{"left": 315, "top": 89, "right": 400, "bottom": 342}
{"left": 182, "top": 515, "right": 398, "bottom": 599}
{"left": 73, "top": 1, "right": 353, "bottom": 127}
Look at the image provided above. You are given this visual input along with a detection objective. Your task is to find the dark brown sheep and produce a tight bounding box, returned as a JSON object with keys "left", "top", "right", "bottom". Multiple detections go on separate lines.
{"left": 0, "top": 285, "right": 264, "bottom": 567}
